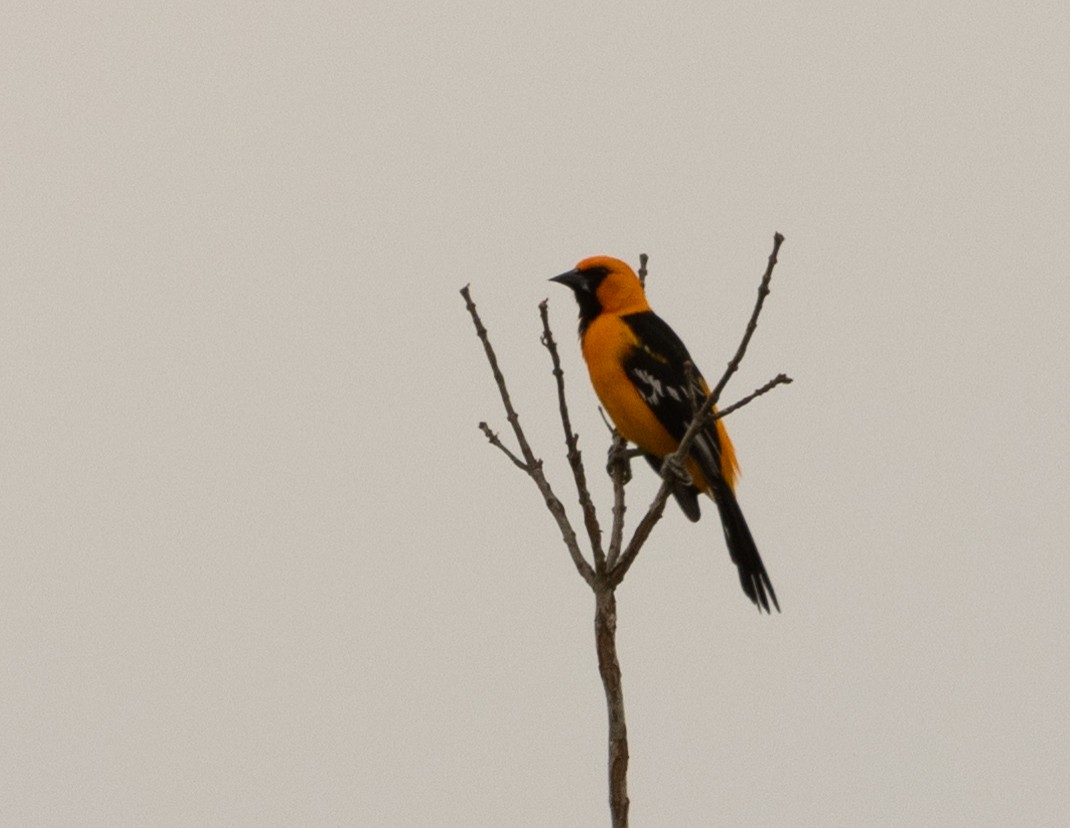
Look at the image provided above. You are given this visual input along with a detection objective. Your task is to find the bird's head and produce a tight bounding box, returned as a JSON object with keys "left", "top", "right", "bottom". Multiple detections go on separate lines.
{"left": 550, "top": 256, "right": 650, "bottom": 333}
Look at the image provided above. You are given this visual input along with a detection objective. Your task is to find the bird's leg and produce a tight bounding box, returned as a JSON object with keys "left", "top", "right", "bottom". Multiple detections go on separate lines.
{"left": 605, "top": 435, "right": 638, "bottom": 485}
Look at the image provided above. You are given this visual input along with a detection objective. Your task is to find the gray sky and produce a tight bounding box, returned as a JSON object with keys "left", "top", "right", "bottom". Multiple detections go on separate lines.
{"left": 3, "top": 2, "right": 1068, "bottom": 826}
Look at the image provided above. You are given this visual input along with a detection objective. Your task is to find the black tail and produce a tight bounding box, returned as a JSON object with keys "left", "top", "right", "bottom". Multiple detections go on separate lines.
{"left": 710, "top": 477, "right": 779, "bottom": 613}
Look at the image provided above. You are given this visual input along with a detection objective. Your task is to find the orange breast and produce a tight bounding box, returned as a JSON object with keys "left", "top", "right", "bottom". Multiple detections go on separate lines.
{"left": 581, "top": 315, "right": 679, "bottom": 458}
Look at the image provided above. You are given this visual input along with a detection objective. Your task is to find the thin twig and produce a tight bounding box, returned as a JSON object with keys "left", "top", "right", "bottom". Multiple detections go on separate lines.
{"left": 479, "top": 422, "right": 529, "bottom": 471}
{"left": 605, "top": 434, "right": 630, "bottom": 570}
{"left": 637, "top": 253, "right": 649, "bottom": 288}
{"left": 703, "top": 233, "right": 785, "bottom": 421}
{"left": 540, "top": 300, "right": 605, "bottom": 572}
{"left": 608, "top": 487, "right": 673, "bottom": 587}
{"left": 461, "top": 285, "right": 537, "bottom": 467}
{"left": 462, "top": 285, "right": 595, "bottom": 587}
{"left": 713, "top": 373, "right": 793, "bottom": 421}
{"left": 610, "top": 233, "right": 786, "bottom": 586}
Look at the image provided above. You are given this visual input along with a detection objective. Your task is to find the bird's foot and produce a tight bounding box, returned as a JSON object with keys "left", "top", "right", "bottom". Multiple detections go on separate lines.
{"left": 659, "top": 454, "right": 692, "bottom": 488}
{"left": 605, "top": 436, "right": 635, "bottom": 485}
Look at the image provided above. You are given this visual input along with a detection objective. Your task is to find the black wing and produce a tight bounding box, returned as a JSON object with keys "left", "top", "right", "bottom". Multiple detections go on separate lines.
{"left": 622, "top": 312, "right": 779, "bottom": 612}
{"left": 620, "top": 311, "right": 725, "bottom": 489}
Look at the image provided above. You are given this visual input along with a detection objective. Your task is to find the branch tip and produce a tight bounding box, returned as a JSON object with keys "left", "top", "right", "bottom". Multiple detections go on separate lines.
{"left": 610, "top": 232, "right": 787, "bottom": 586}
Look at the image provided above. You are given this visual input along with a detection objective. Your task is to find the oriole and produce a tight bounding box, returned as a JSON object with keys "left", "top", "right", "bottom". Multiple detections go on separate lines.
{"left": 551, "top": 256, "right": 778, "bottom": 612}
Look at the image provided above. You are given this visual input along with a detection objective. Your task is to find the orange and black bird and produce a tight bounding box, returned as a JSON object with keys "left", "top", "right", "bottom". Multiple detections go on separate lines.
{"left": 551, "top": 256, "right": 778, "bottom": 612}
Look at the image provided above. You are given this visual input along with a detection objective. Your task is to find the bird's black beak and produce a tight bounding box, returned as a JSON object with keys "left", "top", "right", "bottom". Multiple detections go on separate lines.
{"left": 550, "top": 268, "right": 587, "bottom": 292}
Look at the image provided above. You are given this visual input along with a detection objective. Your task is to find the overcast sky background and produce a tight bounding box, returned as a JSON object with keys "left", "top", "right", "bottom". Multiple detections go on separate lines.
{"left": 3, "top": 2, "right": 1069, "bottom": 826}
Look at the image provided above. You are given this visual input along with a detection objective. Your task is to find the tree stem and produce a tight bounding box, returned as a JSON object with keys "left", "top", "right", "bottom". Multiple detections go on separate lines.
{"left": 595, "top": 583, "right": 629, "bottom": 827}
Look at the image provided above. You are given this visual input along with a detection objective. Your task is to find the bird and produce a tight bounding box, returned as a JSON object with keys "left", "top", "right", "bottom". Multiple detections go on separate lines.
{"left": 551, "top": 255, "right": 778, "bottom": 612}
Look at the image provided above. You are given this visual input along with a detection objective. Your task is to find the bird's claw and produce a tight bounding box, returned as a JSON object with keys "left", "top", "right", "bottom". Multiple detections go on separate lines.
{"left": 606, "top": 438, "right": 633, "bottom": 484}
{"left": 660, "top": 454, "right": 691, "bottom": 488}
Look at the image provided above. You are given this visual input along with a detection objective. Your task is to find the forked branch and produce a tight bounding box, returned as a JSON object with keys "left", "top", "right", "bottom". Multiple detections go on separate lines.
{"left": 461, "top": 286, "right": 595, "bottom": 587}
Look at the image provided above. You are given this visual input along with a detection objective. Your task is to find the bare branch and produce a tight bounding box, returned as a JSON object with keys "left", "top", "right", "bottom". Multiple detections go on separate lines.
{"left": 540, "top": 473, "right": 597, "bottom": 587}
{"left": 610, "top": 233, "right": 786, "bottom": 586}
{"left": 608, "top": 484, "right": 673, "bottom": 587}
{"left": 637, "top": 253, "right": 648, "bottom": 288}
{"left": 540, "top": 300, "right": 605, "bottom": 572}
{"left": 462, "top": 285, "right": 595, "bottom": 587}
{"left": 605, "top": 434, "right": 630, "bottom": 570}
{"left": 597, "top": 408, "right": 620, "bottom": 441}
{"left": 713, "top": 373, "right": 793, "bottom": 421}
{"left": 595, "top": 587, "right": 629, "bottom": 827}
{"left": 461, "top": 285, "right": 537, "bottom": 467}
{"left": 479, "top": 422, "right": 529, "bottom": 471}
{"left": 703, "top": 232, "right": 785, "bottom": 418}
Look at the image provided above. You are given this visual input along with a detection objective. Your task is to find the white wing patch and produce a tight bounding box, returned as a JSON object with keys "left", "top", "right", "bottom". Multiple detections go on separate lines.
{"left": 631, "top": 367, "right": 683, "bottom": 406}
